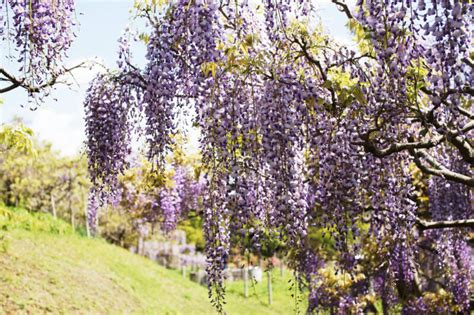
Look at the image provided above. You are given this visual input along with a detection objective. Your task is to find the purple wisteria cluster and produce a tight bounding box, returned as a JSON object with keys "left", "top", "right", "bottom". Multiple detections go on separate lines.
{"left": 354, "top": 0, "right": 473, "bottom": 183}
{"left": 86, "top": 187, "right": 99, "bottom": 234}
{"left": 420, "top": 150, "right": 472, "bottom": 312}
{"left": 83, "top": 0, "right": 473, "bottom": 313}
{"left": 83, "top": 71, "right": 145, "bottom": 232}
{"left": 84, "top": 74, "right": 133, "bottom": 194}
{"left": 159, "top": 166, "right": 204, "bottom": 233}
{"left": 113, "top": 162, "right": 205, "bottom": 238}
{"left": 0, "top": 0, "right": 76, "bottom": 95}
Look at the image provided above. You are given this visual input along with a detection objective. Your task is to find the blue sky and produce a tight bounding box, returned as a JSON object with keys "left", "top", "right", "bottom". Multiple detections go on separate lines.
{"left": 0, "top": 0, "right": 353, "bottom": 156}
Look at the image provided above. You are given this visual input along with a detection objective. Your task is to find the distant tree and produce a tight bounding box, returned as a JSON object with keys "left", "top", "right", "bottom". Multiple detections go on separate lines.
{"left": 0, "top": 124, "right": 89, "bottom": 230}
{"left": 96, "top": 137, "right": 205, "bottom": 247}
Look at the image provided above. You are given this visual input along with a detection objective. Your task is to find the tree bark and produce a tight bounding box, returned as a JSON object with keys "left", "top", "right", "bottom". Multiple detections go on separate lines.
{"left": 243, "top": 266, "right": 249, "bottom": 298}
{"left": 417, "top": 218, "right": 474, "bottom": 230}
{"left": 50, "top": 194, "right": 57, "bottom": 219}
{"left": 267, "top": 270, "right": 273, "bottom": 305}
{"left": 69, "top": 173, "right": 75, "bottom": 231}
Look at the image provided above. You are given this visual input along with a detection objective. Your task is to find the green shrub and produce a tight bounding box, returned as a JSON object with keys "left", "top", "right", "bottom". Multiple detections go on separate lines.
{"left": 0, "top": 206, "right": 73, "bottom": 235}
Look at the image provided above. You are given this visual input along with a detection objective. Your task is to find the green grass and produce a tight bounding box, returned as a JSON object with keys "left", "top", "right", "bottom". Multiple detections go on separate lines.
{"left": 0, "top": 206, "right": 305, "bottom": 314}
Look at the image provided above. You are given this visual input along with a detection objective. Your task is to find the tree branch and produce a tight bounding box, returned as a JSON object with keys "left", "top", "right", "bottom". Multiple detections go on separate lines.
{"left": 331, "top": 0, "right": 354, "bottom": 20}
{"left": 411, "top": 149, "right": 474, "bottom": 187}
{"left": 423, "top": 102, "right": 474, "bottom": 164}
{"left": 0, "top": 82, "right": 23, "bottom": 93}
{"left": 417, "top": 218, "right": 474, "bottom": 230}
{"left": 358, "top": 133, "right": 443, "bottom": 158}
{"left": 0, "top": 62, "right": 88, "bottom": 94}
{"left": 456, "top": 106, "right": 474, "bottom": 120}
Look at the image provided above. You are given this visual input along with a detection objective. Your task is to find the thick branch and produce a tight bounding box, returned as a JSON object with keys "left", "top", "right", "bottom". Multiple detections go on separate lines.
{"left": 462, "top": 57, "right": 474, "bottom": 68}
{"left": 331, "top": 0, "right": 354, "bottom": 20}
{"left": 359, "top": 123, "right": 473, "bottom": 164}
{"left": 0, "top": 82, "right": 23, "bottom": 93}
{"left": 0, "top": 62, "right": 87, "bottom": 94}
{"left": 417, "top": 218, "right": 474, "bottom": 230}
{"left": 358, "top": 133, "right": 443, "bottom": 158}
{"left": 0, "top": 68, "right": 24, "bottom": 93}
{"left": 411, "top": 149, "right": 474, "bottom": 186}
{"left": 424, "top": 104, "right": 474, "bottom": 164}
{"left": 457, "top": 106, "right": 474, "bottom": 120}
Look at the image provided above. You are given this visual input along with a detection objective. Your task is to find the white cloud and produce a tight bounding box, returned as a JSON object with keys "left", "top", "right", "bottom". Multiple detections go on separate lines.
{"left": 30, "top": 106, "right": 86, "bottom": 156}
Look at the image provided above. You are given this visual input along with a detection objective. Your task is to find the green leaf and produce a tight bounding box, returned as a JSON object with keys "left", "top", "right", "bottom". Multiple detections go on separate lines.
{"left": 353, "top": 86, "right": 367, "bottom": 105}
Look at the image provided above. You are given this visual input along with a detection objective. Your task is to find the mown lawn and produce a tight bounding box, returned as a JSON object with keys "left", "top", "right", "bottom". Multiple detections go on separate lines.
{"left": 0, "top": 206, "right": 305, "bottom": 314}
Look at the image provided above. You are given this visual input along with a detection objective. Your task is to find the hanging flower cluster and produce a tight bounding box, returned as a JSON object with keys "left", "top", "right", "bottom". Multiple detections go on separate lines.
{"left": 83, "top": 66, "right": 147, "bottom": 231}
{"left": 0, "top": 0, "right": 76, "bottom": 95}
{"left": 83, "top": 0, "right": 473, "bottom": 313}
{"left": 159, "top": 166, "right": 204, "bottom": 233}
{"left": 420, "top": 150, "right": 472, "bottom": 312}
{"left": 113, "top": 161, "right": 205, "bottom": 237}
{"left": 84, "top": 74, "right": 135, "bottom": 195}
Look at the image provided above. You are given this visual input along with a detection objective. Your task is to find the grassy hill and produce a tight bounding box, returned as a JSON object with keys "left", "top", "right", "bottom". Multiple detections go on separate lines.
{"left": 0, "top": 206, "right": 305, "bottom": 314}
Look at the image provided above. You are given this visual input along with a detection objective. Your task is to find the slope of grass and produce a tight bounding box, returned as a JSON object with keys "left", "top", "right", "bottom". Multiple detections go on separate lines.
{"left": 0, "top": 206, "right": 304, "bottom": 314}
